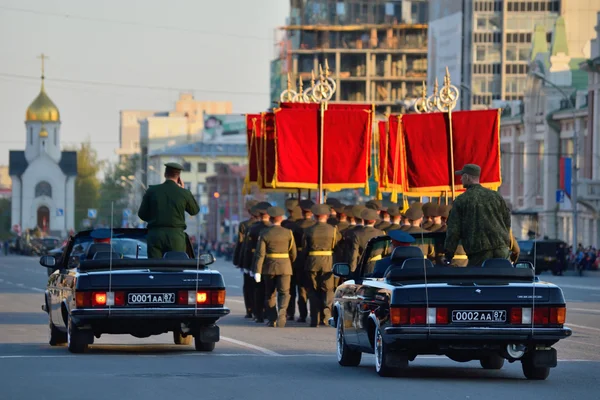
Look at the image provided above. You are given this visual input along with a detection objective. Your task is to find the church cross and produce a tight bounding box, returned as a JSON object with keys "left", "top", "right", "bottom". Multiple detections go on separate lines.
{"left": 37, "top": 53, "right": 48, "bottom": 78}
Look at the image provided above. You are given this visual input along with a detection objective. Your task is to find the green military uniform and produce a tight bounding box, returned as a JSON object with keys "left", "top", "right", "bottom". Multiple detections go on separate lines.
{"left": 374, "top": 208, "right": 392, "bottom": 232}
{"left": 509, "top": 229, "right": 520, "bottom": 263}
{"left": 293, "top": 200, "right": 316, "bottom": 323}
{"left": 437, "top": 205, "right": 468, "bottom": 266}
{"left": 349, "top": 208, "right": 385, "bottom": 274}
{"left": 253, "top": 207, "right": 297, "bottom": 328}
{"left": 234, "top": 200, "right": 259, "bottom": 318}
{"left": 138, "top": 162, "right": 199, "bottom": 259}
{"left": 427, "top": 205, "right": 444, "bottom": 233}
{"left": 386, "top": 206, "right": 402, "bottom": 232}
{"left": 302, "top": 204, "right": 342, "bottom": 327}
{"left": 242, "top": 202, "right": 272, "bottom": 323}
{"left": 444, "top": 164, "right": 511, "bottom": 266}
{"left": 422, "top": 202, "right": 436, "bottom": 230}
{"left": 332, "top": 205, "right": 350, "bottom": 232}
{"left": 282, "top": 205, "right": 302, "bottom": 320}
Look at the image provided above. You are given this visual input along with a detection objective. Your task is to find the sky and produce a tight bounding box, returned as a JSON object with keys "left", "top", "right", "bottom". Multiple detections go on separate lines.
{"left": 0, "top": 0, "right": 290, "bottom": 167}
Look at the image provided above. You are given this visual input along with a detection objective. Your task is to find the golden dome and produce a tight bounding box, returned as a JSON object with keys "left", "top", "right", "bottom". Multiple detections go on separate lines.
{"left": 39, "top": 125, "right": 49, "bottom": 138}
{"left": 26, "top": 79, "right": 60, "bottom": 122}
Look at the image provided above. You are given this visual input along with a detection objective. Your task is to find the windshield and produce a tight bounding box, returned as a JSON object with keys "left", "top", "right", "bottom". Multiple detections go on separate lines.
{"left": 69, "top": 231, "right": 148, "bottom": 262}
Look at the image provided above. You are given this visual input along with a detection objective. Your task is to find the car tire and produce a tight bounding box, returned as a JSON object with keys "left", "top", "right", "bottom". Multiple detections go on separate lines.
{"left": 194, "top": 335, "right": 215, "bottom": 352}
{"left": 48, "top": 311, "right": 67, "bottom": 346}
{"left": 173, "top": 331, "right": 193, "bottom": 345}
{"left": 480, "top": 354, "right": 505, "bottom": 370}
{"left": 336, "top": 316, "right": 361, "bottom": 367}
{"left": 374, "top": 326, "right": 405, "bottom": 377}
{"left": 521, "top": 357, "right": 550, "bottom": 380}
{"left": 67, "top": 315, "right": 89, "bottom": 353}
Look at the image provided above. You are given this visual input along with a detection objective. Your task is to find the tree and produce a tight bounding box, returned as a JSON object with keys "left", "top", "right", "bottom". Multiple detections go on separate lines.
{"left": 71, "top": 141, "right": 103, "bottom": 229}
{"left": 97, "top": 154, "right": 139, "bottom": 228}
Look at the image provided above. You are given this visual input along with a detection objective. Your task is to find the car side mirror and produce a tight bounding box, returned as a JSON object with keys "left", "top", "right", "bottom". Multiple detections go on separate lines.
{"left": 40, "top": 255, "right": 56, "bottom": 268}
{"left": 333, "top": 263, "right": 351, "bottom": 278}
{"left": 199, "top": 253, "right": 215, "bottom": 266}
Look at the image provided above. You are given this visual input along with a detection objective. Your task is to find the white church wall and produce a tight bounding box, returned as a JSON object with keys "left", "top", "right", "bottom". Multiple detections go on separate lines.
{"left": 25, "top": 121, "right": 61, "bottom": 164}
{"left": 10, "top": 178, "right": 22, "bottom": 229}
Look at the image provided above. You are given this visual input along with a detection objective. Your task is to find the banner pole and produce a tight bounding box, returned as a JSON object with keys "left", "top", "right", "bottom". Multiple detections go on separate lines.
{"left": 448, "top": 108, "right": 456, "bottom": 200}
{"left": 318, "top": 101, "right": 326, "bottom": 204}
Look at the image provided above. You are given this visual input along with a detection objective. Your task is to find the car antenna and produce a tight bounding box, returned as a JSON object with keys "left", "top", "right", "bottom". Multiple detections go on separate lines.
{"left": 109, "top": 201, "right": 114, "bottom": 316}
{"left": 420, "top": 215, "right": 430, "bottom": 334}
{"left": 531, "top": 227, "right": 538, "bottom": 336}
{"left": 195, "top": 234, "right": 201, "bottom": 317}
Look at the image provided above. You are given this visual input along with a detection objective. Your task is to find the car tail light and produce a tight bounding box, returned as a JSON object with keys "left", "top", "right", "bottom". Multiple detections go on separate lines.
{"left": 410, "top": 308, "right": 426, "bottom": 324}
{"left": 390, "top": 307, "right": 409, "bottom": 325}
{"left": 435, "top": 308, "right": 448, "bottom": 324}
{"left": 391, "top": 307, "right": 447, "bottom": 325}
{"left": 176, "top": 290, "right": 225, "bottom": 306}
{"left": 90, "top": 291, "right": 126, "bottom": 307}
{"left": 75, "top": 292, "right": 91, "bottom": 308}
{"left": 510, "top": 307, "right": 565, "bottom": 325}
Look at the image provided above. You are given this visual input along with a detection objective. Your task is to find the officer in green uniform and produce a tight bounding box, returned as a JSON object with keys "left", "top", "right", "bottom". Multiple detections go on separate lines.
{"left": 282, "top": 204, "right": 302, "bottom": 321}
{"left": 242, "top": 201, "right": 272, "bottom": 323}
{"left": 138, "top": 162, "right": 200, "bottom": 259}
{"left": 302, "top": 204, "right": 342, "bottom": 327}
{"left": 233, "top": 199, "right": 259, "bottom": 318}
{"left": 444, "top": 164, "right": 511, "bottom": 266}
{"left": 293, "top": 199, "right": 316, "bottom": 323}
{"left": 253, "top": 206, "right": 297, "bottom": 328}
{"left": 403, "top": 206, "right": 435, "bottom": 260}
{"left": 386, "top": 206, "right": 402, "bottom": 231}
{"left": 349, "top": 208, "right": 385, "bottom": 274}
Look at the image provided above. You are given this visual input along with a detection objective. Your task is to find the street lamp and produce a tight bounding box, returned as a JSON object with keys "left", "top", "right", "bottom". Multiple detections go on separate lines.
{"left": 530, "top": 69, "right": 579, "bottom": 248}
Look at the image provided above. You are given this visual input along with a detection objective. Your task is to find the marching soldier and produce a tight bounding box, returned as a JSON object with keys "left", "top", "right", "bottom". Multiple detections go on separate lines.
{"left": 302, "top": 204, "right": 342, "bottom": 327}
{"left": 233, "top": 199, "right": 259, "bottom": 318}
{"left": 253, "top": 206, "right": 297, "bottom": 328}
{"left": 138, "top": 162, "right": 200, "bottom": 258}
{"left": 403, "top": 206, "right": 435, "bottom": 260}
{"left": 422, "top": 202, "right": 436, "bottom": 230}
{"left": 375, "top": 207, "right": 392, "bottom": 232}
{"left": 293, "top": 199, "right": 316, "bottom": 323}
{"left": 243, "top": 201, "right": 272, "bottom": 323}
{"left": 428, "top": 205, "right": 444, "bottom": 232}
{"left": 333, "top": 205, "right": 350, "bottom": 231}
{"left": 326, "top": 198, "right": 342, "bottom": 225}
{"left": 349, "top": 208, "right": 385, "bottom": 274}
{"left": 283, "top": 205, "right": 302, "bottom": 321}
{"left": 386, "top": 206, "right": 402, "bottom": 231}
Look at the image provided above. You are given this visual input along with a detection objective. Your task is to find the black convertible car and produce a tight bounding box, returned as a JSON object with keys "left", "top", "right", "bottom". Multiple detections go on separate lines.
{"left": 39, "top": 229, "right": 230, "bottom": 353}
{"left": 330, "top": 232, "right": 571, "bottom": 380}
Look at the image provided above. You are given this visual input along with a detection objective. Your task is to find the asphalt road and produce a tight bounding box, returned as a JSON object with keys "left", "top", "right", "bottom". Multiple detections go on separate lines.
{"left": 1, "top": 254, "right": 599, "bottom": 399}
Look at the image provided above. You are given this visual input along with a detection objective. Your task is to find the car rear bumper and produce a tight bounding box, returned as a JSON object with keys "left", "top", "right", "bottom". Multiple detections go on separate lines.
{"left": 383, "top": 326, "right": 572, "bottom": 342}
{"left": 71, "top": 307, "right": 230, "bottom": 320}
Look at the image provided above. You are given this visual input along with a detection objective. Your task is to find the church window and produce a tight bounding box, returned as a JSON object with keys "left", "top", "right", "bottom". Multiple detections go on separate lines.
{"left": 29, "top": 128, "right": 33, "bottom": 145}
{"left": 35, "top": 181, "right": 52, "bottom": 198}
{"left": 54, "top": 128, "right": 57, "bottom": 146}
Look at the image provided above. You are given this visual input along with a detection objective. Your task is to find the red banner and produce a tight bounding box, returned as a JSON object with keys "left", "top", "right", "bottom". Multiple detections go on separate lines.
{"left": 377, "top": 116, "right": 408, "bottom": 199}
{"left": 399, "top": 109, "right": 501, "bottom": 193}
{"left": 245, "top": 114, "right": 262, "bottom": 186}
{"left": 261, "top": 112, "right": 277, "bottom": 189}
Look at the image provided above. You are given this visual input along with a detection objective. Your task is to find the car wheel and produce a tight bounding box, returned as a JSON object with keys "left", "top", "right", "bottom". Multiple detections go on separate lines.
{"left": 194, "top": 335, "right": 215, "bottom": 352}
{"left": 480, "top": 354, "right": 505, "bottom": 370}
{"left": 67, "top": 315, "right": 89, "bottom": 353}
{"left": 522, "top": 357, "right": 550, "bottom": 380}
{"left": 374, "top": 326, "right": 405, "bottom": 377}
{"left": 48, "top": 310, "right": 67, "bottom": 346}
{"left": 173, "top": 331, "right": 193, "bottom": 345}
{"left": 336, "top": 317, "right": 361, "bottom": 367}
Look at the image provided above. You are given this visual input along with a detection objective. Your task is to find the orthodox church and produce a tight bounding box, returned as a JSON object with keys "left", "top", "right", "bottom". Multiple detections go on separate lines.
{"left": 9, "top": 56, "right": 77, "bottom": 237}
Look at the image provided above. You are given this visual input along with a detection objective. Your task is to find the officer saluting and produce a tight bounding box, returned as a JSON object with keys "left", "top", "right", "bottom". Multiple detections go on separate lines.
{"left": 138, "top": 162, "right": 199, "bottom": 259}
{"left": 253, "top": 207, "right": 297, "bottom": 328}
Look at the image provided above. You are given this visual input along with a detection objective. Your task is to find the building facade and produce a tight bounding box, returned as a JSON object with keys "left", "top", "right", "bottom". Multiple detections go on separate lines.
{"left": 8, "top": 70, "right": 77, "bottom": 237}
{"left": 273, "top": 0, "right": 429, "bottom": 115}
{"left": 428, "top": 0, "right": 600, "bottom": 110}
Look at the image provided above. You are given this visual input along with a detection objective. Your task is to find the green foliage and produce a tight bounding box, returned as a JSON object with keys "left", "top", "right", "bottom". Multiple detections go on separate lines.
{"left": 97, "top": 154, "right": 140, "bottom": 227}
{"left": 69, "top": 141, "right": 103, "bottom": 230}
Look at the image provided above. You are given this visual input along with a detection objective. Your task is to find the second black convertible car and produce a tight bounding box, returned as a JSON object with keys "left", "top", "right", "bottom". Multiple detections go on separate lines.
{"left": 330, "top": 233, "right": 571, "bottom": 380}
{"left": 40, "top": 229, "right": 230, "bottom": 353}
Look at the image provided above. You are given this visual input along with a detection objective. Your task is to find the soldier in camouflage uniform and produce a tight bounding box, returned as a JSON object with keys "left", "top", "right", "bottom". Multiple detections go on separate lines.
{"left": 349, "top": 208, "right": 385, "bottom": 274}
{"left": 233, "top": 199, "right": 259, "bottom": 318}
{"left": 253, "top": 206, "right": 297, "bottom": 328}
{"left": 242, "top": 201, "right": 272, "bottom": 323}
{"left": 302, "top": 204, "right": 342, "bottom": 327}
{"left": 444, "top": 164, "right": 511, "bottom": 266}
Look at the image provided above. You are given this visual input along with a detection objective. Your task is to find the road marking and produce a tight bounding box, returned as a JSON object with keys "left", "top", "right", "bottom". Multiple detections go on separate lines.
{"left": 228, "top": 285, "right": 240, "bottom": 289}
{"left": 567, "top": 323, "right": 600, "bottom": 333}
{"left": 29, "top": 287, "right": 45, "bottom": 292}
{"left": 0, "top": 278, "right": 44, "bottom": 293}
{"left": 556, "top": 284, "right": 600, "bottom": 292}
{"left": 0, "top": 355, "right": 75, "bottom": 359}
{"left": 570, "top": 308, "right": 600, "bottom": 314}
{"left": 220, "top": 336, "right": 281, "bottom": 356}
{"left": 567, "top": 339, "right": 600, "bottom": 349}
{"left": 15, "top": 283, "right": 24, "bottom": 287}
